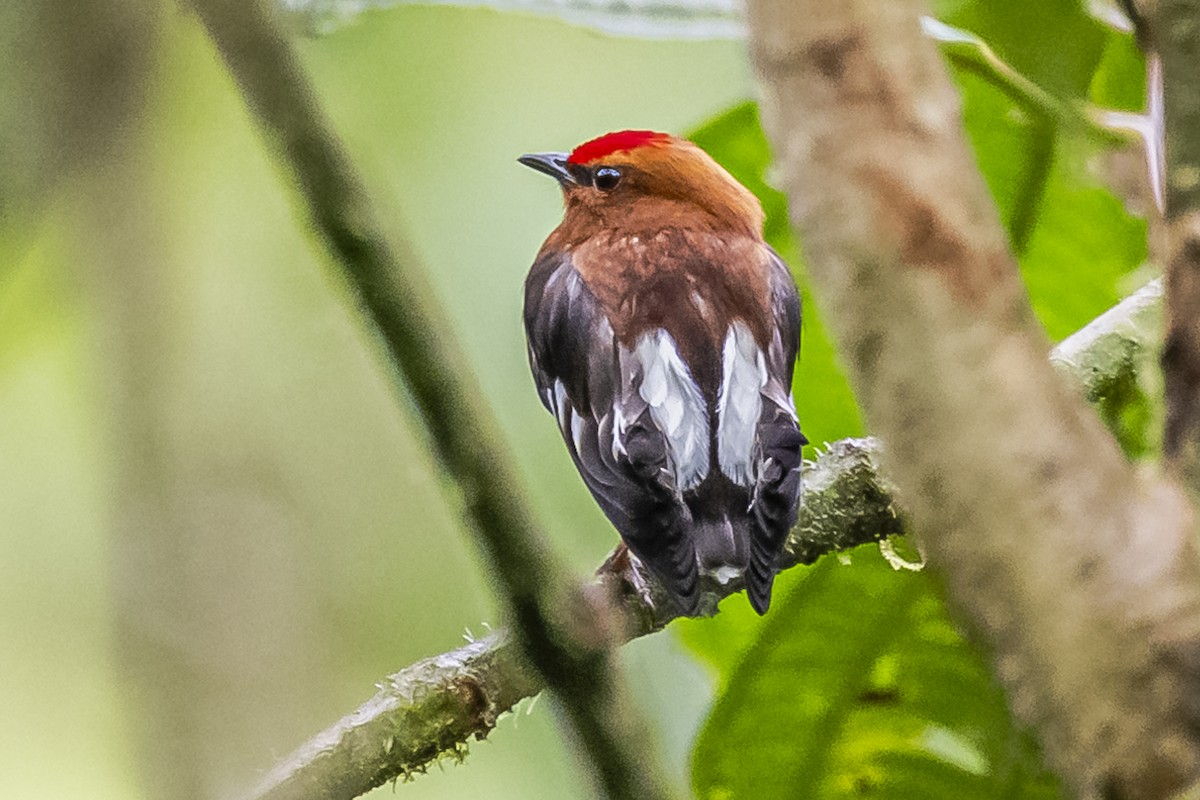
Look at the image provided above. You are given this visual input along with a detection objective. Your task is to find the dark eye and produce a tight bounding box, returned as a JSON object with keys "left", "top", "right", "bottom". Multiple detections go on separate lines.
{"left": 593, "top": 167, "right": 622, "bottom": 192}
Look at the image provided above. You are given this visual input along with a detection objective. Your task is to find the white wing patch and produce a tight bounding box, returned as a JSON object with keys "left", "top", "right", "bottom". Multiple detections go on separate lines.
{"left": 550, "top": 378, "right": 588, "bottom": 455}
{"left": 611, "top": 403, "right": 628, "bottom": 460}
{"left": 552, "top": 379, "right": 572, "bottom": 431}
{"left": 717, "top": 321, "right": 768, "bottom": 485}
{"left": 634, "top": 329, "right": 710, "bottom": 490}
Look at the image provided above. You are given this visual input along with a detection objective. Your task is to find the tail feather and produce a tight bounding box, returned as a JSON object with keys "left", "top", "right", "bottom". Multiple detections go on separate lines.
{"left": 621, "top": 410, "right": 700, "bottom": 615}
{"left": 746, "top": 556, "right": 776, "bottom": 615}
{"left": 747, "top": 405, "right": 806, "bottom": 615}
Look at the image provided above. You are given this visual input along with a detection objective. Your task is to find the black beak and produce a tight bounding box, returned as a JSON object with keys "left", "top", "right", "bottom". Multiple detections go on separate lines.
{"left": 518, "top": 152, "right": 576, "bottom": 185}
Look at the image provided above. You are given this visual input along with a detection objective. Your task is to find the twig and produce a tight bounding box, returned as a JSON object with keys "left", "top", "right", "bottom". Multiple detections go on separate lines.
{"left": 920, "top": 17, "right": 1139, "bottom": 254}
{"left": 1117, "top": 0, "right": 1156, "bottom": 48}
{"left": 280, "top": 0, "right": 746, "bottom": 39}
{"left": 188, "top": 1, "right": 676, "bottom": 797}
{"left": 246, "top": 437, "right": 898, "bottom": 800}
{"left": 922, "top": 17, "right": 1131, "bottom": 147}
{"left": 245, "top": 280, "right": 1162, "bottom": 800}
{"left": 1157, "top": 0, "right": 1200, "bottom": 495}
{"left": 746, "top": 1, "right": 1200, "bottom": 797}
{"left": 1050, "top": 278, "right": 1162, "bottom": 401}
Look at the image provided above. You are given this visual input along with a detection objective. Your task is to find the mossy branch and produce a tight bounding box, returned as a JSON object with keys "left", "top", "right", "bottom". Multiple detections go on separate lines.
{"left": 245, "top": 281, "right": 1162, "bottom": 800}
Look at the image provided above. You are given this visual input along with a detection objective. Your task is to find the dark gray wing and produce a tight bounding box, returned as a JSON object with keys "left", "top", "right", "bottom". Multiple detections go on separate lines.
{"left": 746, "top": 248, "right": 806, "bottom": 614}
{"left": 764, "top": 246, "right": 801, "bottom": 391}
{"left": 524, "top": 252, "right": 700, "bottom": 612}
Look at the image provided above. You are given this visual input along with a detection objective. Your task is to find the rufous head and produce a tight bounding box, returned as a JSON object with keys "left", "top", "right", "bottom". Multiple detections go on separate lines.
{"left": 519, "top": 130, "right": 764, "bottom": 239}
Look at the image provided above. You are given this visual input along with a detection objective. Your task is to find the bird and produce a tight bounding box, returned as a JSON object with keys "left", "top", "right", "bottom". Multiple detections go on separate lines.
{"left": 519, "top": 130, "right": 806, "bottom": 616}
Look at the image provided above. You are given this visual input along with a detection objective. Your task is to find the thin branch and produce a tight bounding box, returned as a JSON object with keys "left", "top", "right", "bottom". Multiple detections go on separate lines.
{"left": 921, "top": 17, "right": 1147, "bottom": 253}
{"left": 281, "top": 0, "right": 745, "bottom": 39}
{"left": 922, "top": 17, "right": 1131, "bottom": 147}
{"left": 245, "top": 281, "right": 1163, "bottom": 800}
{"left": 746, "top": 1, "right": 1200, "bottom": 797}
{"left": 1117, "top": 0, "right": 1157, "bottom": 48}
{"left": 1050, "top": 278, "right": 1163, "bottom": 401}
{"left": 1158, "top": 0, "right": 1200, "bottom": 494}
{"left": 187, "top": 1, "right": 675, "bottom": 798}
{"left": 246, "top": 437, "right": 899, "bottom": 800}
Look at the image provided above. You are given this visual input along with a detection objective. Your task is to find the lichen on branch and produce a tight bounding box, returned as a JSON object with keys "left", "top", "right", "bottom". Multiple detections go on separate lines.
{"left": 245, "top": 280, "right": 1164, "bottom": 800}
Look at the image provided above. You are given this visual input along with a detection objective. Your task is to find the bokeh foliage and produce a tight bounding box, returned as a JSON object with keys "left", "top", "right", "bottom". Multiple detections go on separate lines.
{"left": 0, "top": 0, "right": 1152, "bottom": 798}
{"left": 0, "top": 7, "right": 744, "bottom": 799}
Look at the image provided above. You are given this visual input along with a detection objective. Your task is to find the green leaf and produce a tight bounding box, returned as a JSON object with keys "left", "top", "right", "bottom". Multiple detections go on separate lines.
{"left": 1090, "top": 29, "right": 1146, "bottom": 111}
{"left": 952, "top": 53, "right": 1148, "bottom": 335}
{"left": 689, "top": 104, "right": 865, "bottom": 452}
{"left": 690, "top": 546, "right": 1061, "bottom": 799}
{"left": 1019, "top": 149, "right": 1148, "bottom": 340}
{"left": 942, "top": 0, "right": 1107, "bottom": 99}
{"left": 950, "top": 58, "right": 1148, "bottom": 339}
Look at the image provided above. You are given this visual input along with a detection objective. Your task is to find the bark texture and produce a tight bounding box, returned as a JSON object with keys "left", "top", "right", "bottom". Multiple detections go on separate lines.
{"left": 1159, "top": 0, "right": 1200, "bottom": 494}
{"left": 746, "top": 1, "right": 1200, "bottom": 797}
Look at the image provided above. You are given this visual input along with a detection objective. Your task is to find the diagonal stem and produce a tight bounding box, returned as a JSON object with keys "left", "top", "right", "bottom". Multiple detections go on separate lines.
{"left": 187, "top": 0, "right": 677, "bottom": 797}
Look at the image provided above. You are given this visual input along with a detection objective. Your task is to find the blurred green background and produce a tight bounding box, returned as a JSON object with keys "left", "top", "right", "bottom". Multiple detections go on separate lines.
{"left": 0, "top": 1, "right": 1154, "bottom": 798}
{"left": 0, "top": 6, "right": 751, "bottom": 798}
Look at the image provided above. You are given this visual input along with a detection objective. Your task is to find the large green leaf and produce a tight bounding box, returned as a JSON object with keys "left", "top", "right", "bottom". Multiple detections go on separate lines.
{"left": 689, "top": 13, "right": 1149, "bottom": 457}
{"left": 942, "top": 0, "right": 1107, "bottom": 99}
{"left": 690, "top": 547, "right": 1060, "bottom": 799}
{"left": 684, "top": 5, "right": 1150, "bottom": 798}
